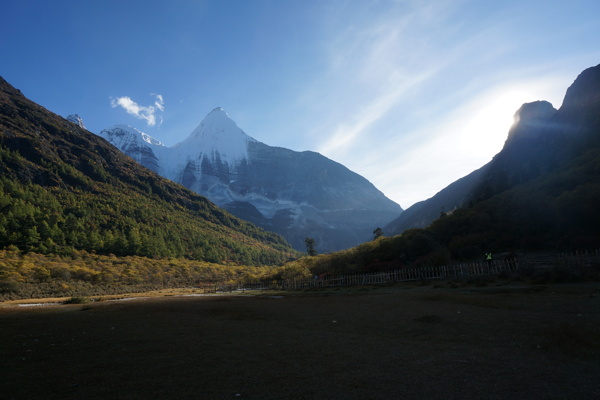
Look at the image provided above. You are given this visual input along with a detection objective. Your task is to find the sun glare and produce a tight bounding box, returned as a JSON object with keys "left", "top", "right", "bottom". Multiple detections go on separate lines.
{"left": 457, "top": 87, "right": 537, "bottom": 162}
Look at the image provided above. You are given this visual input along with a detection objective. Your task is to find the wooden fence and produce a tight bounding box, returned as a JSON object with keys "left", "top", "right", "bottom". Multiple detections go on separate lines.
{"left": 558, "top": 248, "right": 600, "bottom": 267}
{"left": 207, "top": 259, "right": 518, "bottom": 293}
{"left": 279, "top": 258, "right": 519, "bottom": 291}
{"left": 202, "top": 249, "right": 599, "bottom": 293}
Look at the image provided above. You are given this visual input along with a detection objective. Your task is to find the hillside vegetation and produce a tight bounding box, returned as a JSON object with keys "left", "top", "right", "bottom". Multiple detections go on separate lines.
{"left": 0, "top": 77, "right": 298, "bottom": 267}
{"left": 285, "top": 66, "right": 600, "bottom": 277}
{"left": 0, "top": 247, "right": 278, "bottom": 301}
{"left": 284, "top": 139, "right": 600, "bottom": 277}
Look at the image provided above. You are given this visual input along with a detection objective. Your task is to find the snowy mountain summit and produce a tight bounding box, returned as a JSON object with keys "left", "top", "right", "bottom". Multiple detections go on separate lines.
{"left": 98, "top": 108, "right": 403, "bottom": 252}
{"left": 66, "top": 114, "right": 86, "bottom": 129}
{"left": 98, "top": 125, "right": 165, "bottom": 172}
{"left": 176, "top": 107, "right": 257, "bottom": 164}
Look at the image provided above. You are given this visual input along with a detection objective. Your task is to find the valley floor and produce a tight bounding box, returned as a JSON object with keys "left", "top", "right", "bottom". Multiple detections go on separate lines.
{"left": 1, "top": 282, "right": 599, "bottom": 399}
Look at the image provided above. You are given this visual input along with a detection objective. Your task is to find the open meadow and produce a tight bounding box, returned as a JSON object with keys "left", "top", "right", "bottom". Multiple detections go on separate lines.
{"left": 1, "top": 282, "right": 599, "bottom": 400}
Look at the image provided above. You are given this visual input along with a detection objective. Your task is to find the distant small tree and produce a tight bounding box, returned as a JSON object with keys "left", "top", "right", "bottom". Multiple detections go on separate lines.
{"left": 373, "top": 227, "right": 383, "bottom": 240}
{"left": 304, "top": 237, "right": 317, "bottom": 256}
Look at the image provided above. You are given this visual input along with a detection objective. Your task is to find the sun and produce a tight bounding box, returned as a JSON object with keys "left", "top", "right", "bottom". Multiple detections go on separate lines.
{"left": 456, "top": 86, "right": 540, "bottom": 162}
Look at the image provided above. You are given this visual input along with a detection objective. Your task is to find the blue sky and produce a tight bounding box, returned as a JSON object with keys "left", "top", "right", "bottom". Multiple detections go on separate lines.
{"left": 1, "top": 0, "right": 599, "bottom": 208}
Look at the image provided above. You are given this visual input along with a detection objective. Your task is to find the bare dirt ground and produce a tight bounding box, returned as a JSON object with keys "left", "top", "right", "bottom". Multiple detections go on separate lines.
{"left": 1, "top": 282, "right": 599, "bottom": 400}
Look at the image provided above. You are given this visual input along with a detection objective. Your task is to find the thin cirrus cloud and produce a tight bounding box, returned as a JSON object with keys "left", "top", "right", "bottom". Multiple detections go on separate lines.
{"left": 110, "top": 94, "right": 164, "bottom": 127}
{"left": 311, "top": 3, "right": 454, "bottom": 159}
{"left": 302, "top": 2, "right": 577, "bottom": 208}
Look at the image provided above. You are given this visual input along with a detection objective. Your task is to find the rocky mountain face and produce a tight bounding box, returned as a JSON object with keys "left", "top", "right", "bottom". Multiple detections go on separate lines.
{"left": 386, "top": 63, "right": 600, "bottom": 237}
{"left": 98, "top": 108, "right": 403, "bottom": 252}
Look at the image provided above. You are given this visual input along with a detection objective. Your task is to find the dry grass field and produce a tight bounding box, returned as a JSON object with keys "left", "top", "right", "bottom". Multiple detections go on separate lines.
{"left": 1, "top": 282, "right": 599, "bottom": 400}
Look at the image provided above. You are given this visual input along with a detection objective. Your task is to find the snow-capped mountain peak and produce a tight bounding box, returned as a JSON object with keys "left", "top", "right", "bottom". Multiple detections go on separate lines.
{"left": 97, "top": 107, "right": 402, "bottom": 253}
{"left": 177, "top": 107, "right": 256, "bottom": 163}
{"left": 99, "top": 124, "right": 165, "bottom": 148}
{"left": 97, "top": 124, "right": 164, "bottom": 172}
{"left": 67, "top": 114, "right": 86, "bottom": 129}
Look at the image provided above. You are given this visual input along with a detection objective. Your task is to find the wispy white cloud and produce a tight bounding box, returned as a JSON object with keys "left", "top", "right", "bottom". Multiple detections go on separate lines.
{"left": 298, "top": 1, "right": 587, "bottom": 207}
{"left": 317, "top": 68, "right": 436, "bottom": 157}
{"left": 111, "top": 94, "right": 164, "bottom": 127}
{"left": 152, "top": 93, "right": 164, "bottom": 112}
{"left": 352, "top": 74, "right": 571, "bottom": 208}
{"left": 307, "top": 2, "right": 460, "bottom": 158}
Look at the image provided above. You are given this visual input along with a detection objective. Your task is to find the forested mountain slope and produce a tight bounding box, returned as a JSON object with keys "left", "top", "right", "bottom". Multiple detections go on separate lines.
{"left": 297, "top": 64, "right": 600, "bottom": 275}
{"left": 0, "top": 77, "right": 297, "bottom": 265}
{"left": 386, "top": 63, "right": 600, "bottom": 246}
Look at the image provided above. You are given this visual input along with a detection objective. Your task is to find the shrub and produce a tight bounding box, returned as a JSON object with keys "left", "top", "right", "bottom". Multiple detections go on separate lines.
{"left": 63, "top": 296, "right": 90, "bottom": 304}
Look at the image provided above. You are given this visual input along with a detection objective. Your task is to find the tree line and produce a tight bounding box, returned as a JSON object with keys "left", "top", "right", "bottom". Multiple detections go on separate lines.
{"left": 0, "top": 247, "right": 279, "bottom": 300}
{"left": 0, "top": 171, "right": 296, "bottom": 266}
